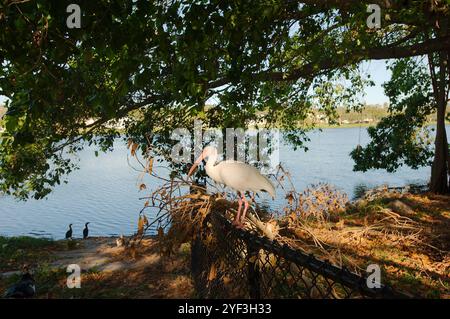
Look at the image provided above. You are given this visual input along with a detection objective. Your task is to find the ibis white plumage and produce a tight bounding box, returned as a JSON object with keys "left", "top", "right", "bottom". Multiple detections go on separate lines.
{"left": 188, "top": 146, "right": 275, "bottom": 227}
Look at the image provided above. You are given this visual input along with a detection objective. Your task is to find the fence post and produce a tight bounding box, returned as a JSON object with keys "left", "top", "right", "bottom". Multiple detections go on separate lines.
{"left": 191, "top": 234, "right": 211, "bottom": 297}
{"left": 247, "top": 241, "right": 261, "bottom": 299}
{"left": 190, "top": 180, "right": 209, "bottom": 298}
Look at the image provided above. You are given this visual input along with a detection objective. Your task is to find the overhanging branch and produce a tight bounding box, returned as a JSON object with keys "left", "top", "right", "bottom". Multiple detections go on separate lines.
{"left": 51, "top": 93, "right": 169, "bottom": 153}
{"left": 207, "top": 35, "right": 450, "bottom": 89}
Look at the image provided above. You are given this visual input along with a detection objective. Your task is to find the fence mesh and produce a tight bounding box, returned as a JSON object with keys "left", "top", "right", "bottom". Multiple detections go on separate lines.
{"left": 191, "top": 211, "right": 409, "bottom": 299}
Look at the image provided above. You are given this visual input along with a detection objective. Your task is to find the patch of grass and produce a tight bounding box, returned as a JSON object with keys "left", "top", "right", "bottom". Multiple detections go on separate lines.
{"left": 0, "top": 263, "right": 115, "bottom": 298}
{"left": 1, "top": 238, "right": 194, "bottom": 299}
{"left": 397, "top": 272, "right": 424, "bottom": 290}
{"left": 0, "top": 263, "right": 67, "bottom": 298}
{"left": 0, "top": 236, "right": 62, "bottom": 271}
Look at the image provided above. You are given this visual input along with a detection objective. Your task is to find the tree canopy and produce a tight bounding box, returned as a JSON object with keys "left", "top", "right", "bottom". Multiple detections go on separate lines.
{"left": 0, "top": 0, "right": 449, "bottom": 199}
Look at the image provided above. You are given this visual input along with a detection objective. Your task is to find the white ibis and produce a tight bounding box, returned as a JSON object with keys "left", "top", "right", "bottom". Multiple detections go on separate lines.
{"left": 188, "top": 146, "right": 275, "bottom": 228}
{"left": 65, "top": 224, "right": 73, "bottom": 239}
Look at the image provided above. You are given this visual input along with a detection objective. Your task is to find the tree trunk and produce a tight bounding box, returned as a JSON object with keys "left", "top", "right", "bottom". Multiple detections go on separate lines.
{"left": 430, "top": 98, "right": 449, "bottom": 194}
{"left": 429, "top": 49, "right": 449, "bottom": 194}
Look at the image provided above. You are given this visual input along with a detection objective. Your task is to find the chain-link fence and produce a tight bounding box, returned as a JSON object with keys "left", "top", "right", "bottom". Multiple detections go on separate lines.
{"left": 191, "top": 211, "right": 409, "bottom": 299}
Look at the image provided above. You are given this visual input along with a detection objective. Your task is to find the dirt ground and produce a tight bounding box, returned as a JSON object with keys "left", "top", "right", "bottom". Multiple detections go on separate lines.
{"left": 281, "top": 192, "right": 450, "bottom": 298}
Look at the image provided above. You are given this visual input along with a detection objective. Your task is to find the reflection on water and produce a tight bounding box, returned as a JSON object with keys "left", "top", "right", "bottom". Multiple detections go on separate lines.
{"left": 0, "top": 126, "right": 447, "bottom": 239}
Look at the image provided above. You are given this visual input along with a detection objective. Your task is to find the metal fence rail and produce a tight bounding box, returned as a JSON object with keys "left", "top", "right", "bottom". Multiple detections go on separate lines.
{"left": 191, "top": 211, "right": 409, "bottom": 299}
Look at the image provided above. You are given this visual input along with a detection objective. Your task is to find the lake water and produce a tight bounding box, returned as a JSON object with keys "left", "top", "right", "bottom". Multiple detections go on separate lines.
{"left": 0, "top": 126, "right": 447, "bottom": 239}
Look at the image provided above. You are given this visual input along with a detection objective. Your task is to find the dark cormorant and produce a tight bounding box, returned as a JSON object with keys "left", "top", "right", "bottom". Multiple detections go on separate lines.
{"left": 65, "top": 224, "right": 73, "bottom": 239}
{"left": 83, "top": 222, "right": 90, "bottom": 239}
{"left": 3, "top": 268, "right": 36, "bottom": 298}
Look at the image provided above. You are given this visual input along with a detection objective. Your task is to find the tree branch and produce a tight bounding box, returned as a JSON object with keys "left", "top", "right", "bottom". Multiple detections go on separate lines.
{"left": 52, "top": 93, "right": 168, "bottom": 153}
{"left": 207, "top": 35, "right": 450, "bottom": 89}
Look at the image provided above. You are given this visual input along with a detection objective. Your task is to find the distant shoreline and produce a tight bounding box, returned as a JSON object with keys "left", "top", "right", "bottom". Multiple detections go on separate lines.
{"left": 246, "top": 121, "right": 450, "bottom": 130}
{"left": 311, "top": 121, "right": 450, "bottom": 129}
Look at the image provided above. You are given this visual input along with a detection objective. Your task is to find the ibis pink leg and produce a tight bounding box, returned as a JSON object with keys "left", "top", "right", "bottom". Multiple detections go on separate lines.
{"left": 239, "top": 193, "right": 249, "bottom": 228}
{"left": 236, "top": 193, "right": 249, "bottom": 228}
{"left": 233, "top": 194, "right": 243, "bottom": 225}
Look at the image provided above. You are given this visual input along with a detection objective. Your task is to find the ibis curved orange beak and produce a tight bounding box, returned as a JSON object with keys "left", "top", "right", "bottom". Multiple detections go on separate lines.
{"left": 187, "top": 150, "right": 206, "bottom": 177}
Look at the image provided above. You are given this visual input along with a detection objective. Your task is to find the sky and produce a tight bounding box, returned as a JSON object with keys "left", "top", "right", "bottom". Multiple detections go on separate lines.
{"left": 0, "top": 60, "right": 392, "bottom": 107}
{"left": 360, "top": 59, "right": 391, "bottom": 105}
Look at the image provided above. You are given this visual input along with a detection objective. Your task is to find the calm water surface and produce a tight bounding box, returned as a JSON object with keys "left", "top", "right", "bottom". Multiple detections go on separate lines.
{"left": 0, "top": 126, "right": 447, "bottom": 239}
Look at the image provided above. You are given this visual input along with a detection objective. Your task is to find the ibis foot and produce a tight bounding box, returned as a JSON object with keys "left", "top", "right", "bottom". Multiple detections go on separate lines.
{"left": 232, "top": 219, "right": 244, "bottom": 228}
{"left": 232, "top": 219, "right": 245, "bottom": 229}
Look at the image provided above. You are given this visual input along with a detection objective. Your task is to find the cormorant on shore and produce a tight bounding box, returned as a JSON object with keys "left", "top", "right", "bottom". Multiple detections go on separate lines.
{"left": 65, "top": 224, "right": 73, "bottom": 239}
{"left": 83, "top": 222, "right": 90, "bottom": 239}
